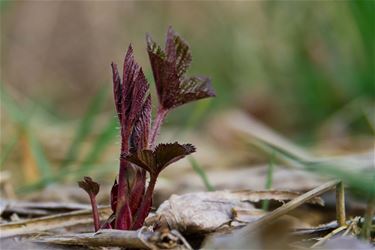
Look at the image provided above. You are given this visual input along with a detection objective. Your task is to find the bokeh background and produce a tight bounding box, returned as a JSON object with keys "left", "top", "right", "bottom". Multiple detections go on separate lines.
{"left": 1, "top": 1, "right": 374, "bottom": 200}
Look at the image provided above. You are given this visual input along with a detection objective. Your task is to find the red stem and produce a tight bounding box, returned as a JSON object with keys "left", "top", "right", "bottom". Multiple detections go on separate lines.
{"left": 130, "top": 107, "right": 169, "bottom": 229}
{"left": 89, "top": 194, "right": 100, "bottom": 232}
{"left": 148, "top": 107, "right": 168, "bottom": 149}
{"left": 115, "top": 158, "right": 132, "bottom": 229}
{"left": 131, "top": 175, "right": 157, "bottom": 229}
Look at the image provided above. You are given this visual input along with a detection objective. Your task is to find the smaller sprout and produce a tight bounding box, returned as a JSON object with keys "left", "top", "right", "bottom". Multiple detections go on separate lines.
{"left": 78, "top": 176, "right": 100, "bottom": 232}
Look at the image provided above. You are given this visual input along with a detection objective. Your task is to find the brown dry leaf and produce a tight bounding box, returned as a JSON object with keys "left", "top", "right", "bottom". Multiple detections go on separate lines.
{"left": 146, "top": 190, "right": 323, "bottom": 234}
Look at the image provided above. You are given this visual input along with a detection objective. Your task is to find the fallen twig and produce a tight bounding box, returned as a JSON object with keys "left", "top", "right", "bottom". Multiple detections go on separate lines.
{"left": 35, "top": 228, "right": 192, "bottom": 249}
{"left": 35, "top": 229, "right": 152, "bottom": 249}
{"left": 0, "top": 200, "right": 94, "bottom": 217}
{"left": 0, "top": 206, "right": 111, "bottom": 238}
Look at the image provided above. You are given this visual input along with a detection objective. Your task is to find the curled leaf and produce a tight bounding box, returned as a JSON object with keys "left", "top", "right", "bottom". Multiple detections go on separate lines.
{"left": 78, "top": 176, "right": 100, "bottom": 231}
{"left": 126, "top": 142, "right": 196, "bottom": 176}
{"left": 147, "top": 26, "right": 215, "bottom": 110}
{"left": 78, "top": 176, "right": 100, "bottom": 196}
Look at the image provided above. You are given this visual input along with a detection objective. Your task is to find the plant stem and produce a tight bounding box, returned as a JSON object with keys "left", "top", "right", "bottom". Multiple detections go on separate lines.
{"left": 129, "top": 169, "right": 146, "bottom": 215}
{"left": 148, "top": 107, "right": 168, "bottom": 149}
{"left": 89, "top": 194, "right": 100, "bottom": 232}
{"left": 115, "top": 157, "right": 131, "bottom": 229}
{"left": 132, "top": 175, "right": 157, "bottom": 229}
{"left": 336, "top": 181, "right": 346, "bottom": 226}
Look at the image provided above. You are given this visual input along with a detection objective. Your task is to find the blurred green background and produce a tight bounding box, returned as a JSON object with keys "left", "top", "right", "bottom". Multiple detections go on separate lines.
{"left": 0, "top": 1, "right": 374, "bottom": 193}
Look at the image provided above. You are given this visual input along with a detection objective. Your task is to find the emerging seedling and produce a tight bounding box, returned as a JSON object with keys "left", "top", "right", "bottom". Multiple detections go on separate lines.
{"left": 79, "top": 26, "right": 215, "bottom": 231}
{"left": 78, "top": 177, "right": 100, "bottom": 231}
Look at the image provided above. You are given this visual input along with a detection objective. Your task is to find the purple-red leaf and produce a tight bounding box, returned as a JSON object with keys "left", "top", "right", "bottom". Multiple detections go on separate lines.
{"left": 165, "top": 26, "right": 192, "bottom": 79}
{"left": 154, "top": 142, "right": 195, "bottom": 171}
{"left": 111, "top": 45, "right": 151, "bottom": 230}
{"left": 126, "top": 142, "right": 196, "bottom": 176}
{"left": 111, "top": 63, "right": 122, "bottom": 121}
{"left": 172, "top": 76, "right": 215, "bottom": 108}
{"left": 112, "top": 45, "right": 150, "bottom": 154}
{"left": 147, "top": 27, "right": 215, "bottom": 110}
{"left": 130, "top": 94, "right": 151, "bottom": 152}
{"left": 129, "top": 168, "right": 146, "bottom": 216}
{"left": 110, "top": 180, "right": 118, "bottom": 212}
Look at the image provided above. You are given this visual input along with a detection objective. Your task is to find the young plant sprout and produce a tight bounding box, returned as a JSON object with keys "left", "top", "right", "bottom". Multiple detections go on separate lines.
{"left": 79, "top": 26, "right": 215, "bottom": 231}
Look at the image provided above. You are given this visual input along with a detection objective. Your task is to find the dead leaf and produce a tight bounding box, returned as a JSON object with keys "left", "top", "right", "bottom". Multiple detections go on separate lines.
{"left": 146, "top": 189, "right": 323, "bottom": 234}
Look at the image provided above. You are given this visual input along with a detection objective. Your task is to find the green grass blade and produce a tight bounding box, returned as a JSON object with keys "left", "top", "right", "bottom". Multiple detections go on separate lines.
{"left": 17, "top": 161, "right": 118, "bottom": 194}
{"left": 262, "top": 152, "right": 275, "bottom": 211}
{"left": 0, "top": 84, "right": 29, "bottom": 124}
{"left": 80, "top": 118, "right": 119, "bottom": 172}
{"left": 60, "top": 87, "right": 108, "bottom": 169}
{"left": 189, "top": 156, "right": 214, "bottom": 191}
{"left": 250, "top": 139, "right": 374, "bottom": 196}
{"left": 17, "top": 117, "right": 118, "bottom": 193}
{"left": 27, "top": 130, "right": 53, "bottom": 181}
{"left": 0, "top": 135, "right": 18, "bottom": 168}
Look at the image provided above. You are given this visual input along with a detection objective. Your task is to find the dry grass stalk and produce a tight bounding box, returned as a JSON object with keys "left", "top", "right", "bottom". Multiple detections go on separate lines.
{"left": 244, "top": 180, "right": 340, "bottom": 232}
{"left": 361, "top": 196, "right": 375, "bottom": 240}
{"left": 0, "top": 206, "right": 111, "bottom": 238}
{"left": 335, "top": 181, "right": 346, "bottom": 226}
{"left": 310, "top": 225, "right": 347, "bottom": 248}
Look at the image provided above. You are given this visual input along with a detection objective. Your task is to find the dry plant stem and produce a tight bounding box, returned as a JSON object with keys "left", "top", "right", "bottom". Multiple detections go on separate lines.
{"left": 310, "top": 226, "right": 347, "bottom": 248}
{"left": 35, "top": 229, "right": 191, "bottom": 249}
{"left": 361, "top": 196, "right": 375, "bottom": 240}
{"left": 335, "top": 181, "right": 346, "bottom": 226}
{"left": 88, "top": 194, "right": 100, "bottom": 232}
{"left": 343, "top": 217, "right": 360, "bottom": 236}
{"left": 35, "top": 229, "right": 153, "bottom": 249}
{"left": 149, "top": 107, "right": 168, "bottom": 149}
{"left": 240, "top": 180, "right": 339, "bottom": 235}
